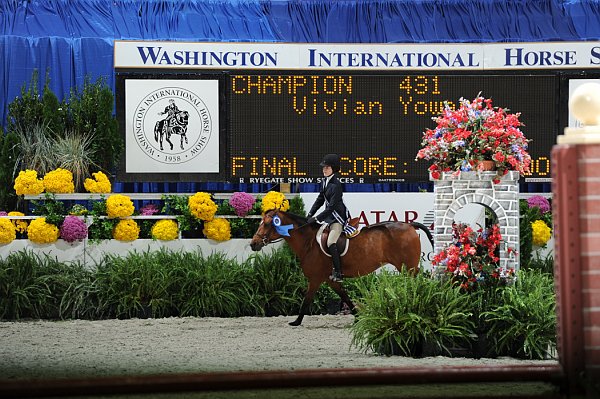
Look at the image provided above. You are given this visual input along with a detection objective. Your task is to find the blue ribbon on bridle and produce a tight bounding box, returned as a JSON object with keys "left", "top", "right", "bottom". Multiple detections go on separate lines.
{"left": 273, "top": 215, "right": 294, "bottom": 237}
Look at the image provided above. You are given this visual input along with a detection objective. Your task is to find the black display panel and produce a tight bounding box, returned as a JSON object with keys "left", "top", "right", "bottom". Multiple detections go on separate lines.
{"left": 228, "top": 74, "right": 557, "bottom": 183}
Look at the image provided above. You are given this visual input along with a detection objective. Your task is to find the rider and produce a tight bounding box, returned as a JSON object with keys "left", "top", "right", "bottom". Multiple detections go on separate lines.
{"left": 306, "top": 154, "right": 357, "bottom": 283}
{"left": 158, "top": 99, "right": 180, "bottom": 126}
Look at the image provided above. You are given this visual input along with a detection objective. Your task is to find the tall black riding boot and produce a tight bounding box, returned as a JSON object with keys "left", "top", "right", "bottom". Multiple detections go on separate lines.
{"left": 328, "top": 244, "right": 343, "bottom": 282}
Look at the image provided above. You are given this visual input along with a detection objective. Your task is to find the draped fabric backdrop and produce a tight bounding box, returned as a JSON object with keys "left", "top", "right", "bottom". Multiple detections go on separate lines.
{"left": 2, "top": 0, "right": 598, "bottom": 193}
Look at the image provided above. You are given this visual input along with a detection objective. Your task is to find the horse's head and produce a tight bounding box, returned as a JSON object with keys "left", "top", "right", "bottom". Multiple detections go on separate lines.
{"left": 250, "top": 209, "right": 294, "bottom": 251}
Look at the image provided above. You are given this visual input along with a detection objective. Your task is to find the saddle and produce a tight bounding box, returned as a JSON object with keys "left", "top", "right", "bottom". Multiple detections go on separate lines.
{"left": 316, "top": 218, "right": 360, "bottom": 257}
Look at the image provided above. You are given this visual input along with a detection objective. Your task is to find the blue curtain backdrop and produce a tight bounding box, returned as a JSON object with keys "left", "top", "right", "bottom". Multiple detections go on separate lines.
{"left": 3, "top": 0, "right": 597, "bottom": 194}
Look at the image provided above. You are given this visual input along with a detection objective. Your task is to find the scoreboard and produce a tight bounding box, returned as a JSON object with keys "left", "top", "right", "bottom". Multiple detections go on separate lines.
{"left": 117, "top": 72, "right": 558, "bottom": 183}
{"left": 229, "top": 74, "right": 557, "bottom": 183}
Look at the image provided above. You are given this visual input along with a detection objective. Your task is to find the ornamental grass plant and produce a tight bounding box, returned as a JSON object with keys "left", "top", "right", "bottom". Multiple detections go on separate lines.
{"left": 350, "top": 269, "right": 474, "bottom": 357}
{"left": 481, "top": 269, "right": 556, "bottom": 360}
{"left": 246, "top": 245, "right": 305, "bottom": 317}
{"left": 53, "top": 130, "right": 97, "bottom": 191}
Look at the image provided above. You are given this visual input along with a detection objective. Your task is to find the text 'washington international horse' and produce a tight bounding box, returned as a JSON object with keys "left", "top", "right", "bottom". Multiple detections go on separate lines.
{"left": 250, "top": 210, "right": 433, "bottom": 326}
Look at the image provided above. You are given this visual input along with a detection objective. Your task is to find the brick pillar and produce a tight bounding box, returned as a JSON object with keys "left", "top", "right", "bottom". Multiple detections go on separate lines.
{"left": 554, "top": 82, "right": 600, "bottom": 395}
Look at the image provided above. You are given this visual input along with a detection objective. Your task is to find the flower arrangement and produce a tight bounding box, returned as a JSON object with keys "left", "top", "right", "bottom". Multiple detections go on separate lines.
{"left": 519, "top": 196, "right": 553, "bottom": 268}
{"left": 203, "top": 218, "right": 231, "bottom": 241}
{"left": 8, "top": 211, "right": 28, "bottom": 234}
{"left": 106, "top": 194, "right": 135, "bottom": 218}
{"left": 432, "top": 223, "right": 514, "bottom": 291}
{"left": 0, "top": 218, "right": 16, "bottom": 244}
{"left": 43, "top": 168, "right": 75, "bottom": 193}
{"left": 60, "top": 215, "right": 88, "bottom": 243}
{"left": 151, "top": 219, "right": 179, "bottom": 241}
{"left": 261, "top": 191, "right": 289, "bottom": 213}
{"left": 113, "top": 219, "right": 140, "bottom": 241}
{"left": 416, "top": 95, "right": 531, "bottom": 182}
{"left": 84, "top": 171, "right": 112, "bottom": 193}
{"left": 229, "top": 192, "right": 256, "bottom": 217}
{"left": 14, "top": 170, "right": 44, "bottom": 195}
{"left": 27, "top": 217, "right": 60, "bottom": 244}
{"left": 524, "top": 195, "right": 552, "bottom": 248}
{"left": 188, "top": 192, "right": 217, "bottom": 221}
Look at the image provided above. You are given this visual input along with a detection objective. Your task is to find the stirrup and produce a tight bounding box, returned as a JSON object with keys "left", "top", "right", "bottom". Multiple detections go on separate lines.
{"left": 329, "top": 273, "right": 343, "bottom": 283}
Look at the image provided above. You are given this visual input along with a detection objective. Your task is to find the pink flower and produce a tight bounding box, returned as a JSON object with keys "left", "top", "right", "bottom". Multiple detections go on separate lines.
{"left": 60, "top": 216, "right": 88, "bottom": 243}
{"left": 229, "top": 192, "right": 256, "bottom": 217}
{"left": 139, "top": 204, "right": 160, "bottom": 216}
{"left": 527, "top": 195, "right": 551, "bottom": 214}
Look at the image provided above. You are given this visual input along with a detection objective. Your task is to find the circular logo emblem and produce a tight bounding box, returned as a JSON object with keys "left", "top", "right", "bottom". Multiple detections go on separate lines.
{"left": 132, "top": 87, "right": 213, "bottom": 165}
{"left": 272, "top": 215, "right": 282, "bottom": 226}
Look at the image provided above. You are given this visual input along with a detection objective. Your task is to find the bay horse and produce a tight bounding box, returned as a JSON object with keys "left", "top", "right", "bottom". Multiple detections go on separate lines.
{"left": 250, "top": 210, "right": 434, "bottom": 326}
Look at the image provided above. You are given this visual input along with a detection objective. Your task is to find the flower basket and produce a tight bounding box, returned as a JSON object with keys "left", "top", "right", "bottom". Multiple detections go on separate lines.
{"left": 416, "top": 94, "right": 531, "bottom": 182}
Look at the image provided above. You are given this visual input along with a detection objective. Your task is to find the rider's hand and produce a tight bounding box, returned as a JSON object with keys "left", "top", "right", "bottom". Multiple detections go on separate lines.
{"left": 307, "top": 217, "right": 317, "bottom": 224}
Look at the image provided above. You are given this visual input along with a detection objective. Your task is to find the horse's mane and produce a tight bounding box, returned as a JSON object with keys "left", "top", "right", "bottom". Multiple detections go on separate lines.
{"left": 279, "top": 210, "right": 308, "bottom": 225}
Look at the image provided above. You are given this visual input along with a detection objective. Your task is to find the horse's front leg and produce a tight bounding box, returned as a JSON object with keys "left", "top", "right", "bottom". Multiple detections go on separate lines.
{"left": 289, "top": 280, "right": 320, "bottom": 327}
{"left": 326, "top": 280, "right": 356, "bottom": 315}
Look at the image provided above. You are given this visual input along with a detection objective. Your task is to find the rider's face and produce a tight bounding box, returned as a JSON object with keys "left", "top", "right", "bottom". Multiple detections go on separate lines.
{"left": 322, "top": 165, "right": 333, "bottom": 177}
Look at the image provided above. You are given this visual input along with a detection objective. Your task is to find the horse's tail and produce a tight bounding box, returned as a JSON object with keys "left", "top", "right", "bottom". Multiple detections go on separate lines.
{"left": 410, "top": 222, "right": 434, "bottom": 248}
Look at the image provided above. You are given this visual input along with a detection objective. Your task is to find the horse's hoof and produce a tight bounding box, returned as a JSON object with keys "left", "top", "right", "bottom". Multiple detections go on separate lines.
{"left": 288, "top": 320, "right": 301, "bottom": 326}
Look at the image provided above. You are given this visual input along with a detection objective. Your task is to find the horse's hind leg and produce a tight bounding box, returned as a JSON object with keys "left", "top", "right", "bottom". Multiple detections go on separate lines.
{"left": 289, "top": 281, "right": 320, "bottom": 326}
{"left": 327, "top": 281, "right": 356, "bottom": 315}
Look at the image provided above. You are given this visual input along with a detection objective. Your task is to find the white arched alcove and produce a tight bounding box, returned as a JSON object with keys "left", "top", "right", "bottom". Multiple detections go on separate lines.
{"left": 432, "top": 170, "right": 520, "bottom": 273}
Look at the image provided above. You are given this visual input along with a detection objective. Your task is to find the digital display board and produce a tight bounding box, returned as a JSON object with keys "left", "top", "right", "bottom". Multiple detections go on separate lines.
{"left": 228, "top": 74, "right": 557, "bottom": 183}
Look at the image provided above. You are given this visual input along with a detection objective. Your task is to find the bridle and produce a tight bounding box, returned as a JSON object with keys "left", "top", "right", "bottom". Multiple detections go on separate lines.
{"left": 252, "top": 210, "right": 286, "bottom": 247}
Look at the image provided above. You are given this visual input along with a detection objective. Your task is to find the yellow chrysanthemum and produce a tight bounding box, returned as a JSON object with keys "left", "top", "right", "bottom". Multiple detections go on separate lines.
{"left": 14, "top": 169, "right": 44, "bottom": 196}
{"left": 113, "top": 219, "right": 140, "bottom": 241}
{"left": 0, "top": 218, "right": 16, "bottom": 244}
{"left": 43, "top": 168, "right": 75, "bottom": 193}
{"left": 188, "top": 192, "right": 217, "bottom": 221}
{"left": 8, "top": 211, "right": 28, "bottom": 233}
{"left": 84, "top": 171, "right": 112, "bottom": 193}
{"left": 531, "top": 220, "right": 552, "bottom": 246}
{"left": 151, "top": 219, "right": 179, "bottom": 241}
{"left": 27, "top": 217, "right": 60, "bottom": 244}
{"left": 203, "top": 218, "right": 231, "bottom": 241}
{"left": 260, "top": 191, "right": 289, "bottom": 213}
{"left": 106, "top": 194, "right": 135, "bottom": 218}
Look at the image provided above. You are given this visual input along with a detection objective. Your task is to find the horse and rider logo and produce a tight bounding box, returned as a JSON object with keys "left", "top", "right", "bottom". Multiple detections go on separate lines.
{"left": 131, "top": 86, "right": 214, "bottom": 166}
{"left": 154, "top": 99, "right": 190, "bottom": 151}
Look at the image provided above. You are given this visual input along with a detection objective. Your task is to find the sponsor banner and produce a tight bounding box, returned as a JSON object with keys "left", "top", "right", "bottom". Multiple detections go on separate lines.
{"left": 115, "top": 40, "right": 600, "bottom": 70}
{"left": 299, "top": 192, "right": 436, "bottom": 270}
{"left": 125, "top": 79, "right": 219, "bottom": 173}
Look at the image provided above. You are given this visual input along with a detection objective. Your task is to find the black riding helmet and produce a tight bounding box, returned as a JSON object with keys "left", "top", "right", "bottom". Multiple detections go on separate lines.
{"left": 320, "top": 154, "right": 340, "bottom": 173}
